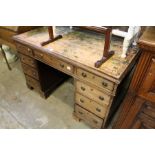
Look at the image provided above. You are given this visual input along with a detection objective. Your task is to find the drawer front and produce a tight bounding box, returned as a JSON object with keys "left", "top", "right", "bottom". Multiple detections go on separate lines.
{"left": 52, "top": 58, "right": 74, "bottom": 74}
{"left": 20, "top": 54, "right": 37, "bottom": 68}
{"left": 75, "top": 105, "right": 103, "bottom": 128}
{"left": 22, "top": 63, "right": 39, "bottom": 80}
{"left": 34, "top": 50, "right": 74, "bottom": 74}
{"left": 16, "top": 43, "right": 33, "bottom": 56}
{"left": 25, "top": 75, "right": 41, "bottom": 89}
{"left": 75, "top": 93, "right": 107, "bottom": 118}
{"left": 76, "top": 81, "right": 111, "bottom": 106}
{"left": 77, "top": 68, "right": 114, "bottom": 91}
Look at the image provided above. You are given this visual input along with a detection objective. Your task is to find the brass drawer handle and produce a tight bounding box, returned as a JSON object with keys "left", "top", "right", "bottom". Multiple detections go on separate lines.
{"left": 60, "top": 64, "right": 64, "bottom": 68}
{"left": 36, "top": 53, "right": 43, "bottom": 58}
{"left": 96, "top": 108, "right": 101, "bottom": 112}
{"left": 33, "top": 72, "right": 36, "bottom": 75}
{"left": 81, "top": 72, "right": 87, "bottom": 78}
{"left": 39, "top": 53, "right": 43, "bottom": 58}
{"left": 99, "top": 96, "right": 104, "bottom": 101}
{"left": 27, "top": 48, "right": 32, "bottom": 52}
{"left": 81, "top": 86, "right": 85, "bottom": 91}
{"left": 78, "top": 111, "right": 83, "bottom": 115}
{"left": 102, "top": 81, "right": 108, "bottom": 87}
{"left": 80, "top": 99, "right": 84, "bottom": 103}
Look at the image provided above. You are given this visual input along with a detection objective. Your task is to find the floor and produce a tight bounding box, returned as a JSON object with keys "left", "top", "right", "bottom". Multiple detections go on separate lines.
{"left": 0, "top": 52, "right": 116, "bottom": 129}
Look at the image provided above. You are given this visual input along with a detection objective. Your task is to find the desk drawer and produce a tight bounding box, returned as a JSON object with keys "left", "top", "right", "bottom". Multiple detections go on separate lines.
{"left": 20, "top": 54, "right": 37, "bottom": 68}
{"left": 53, "top": 59, "right": 74, "bottom": 74}
{"left": 75, "top": 93, "right": 107, "bottom": 118}
{"left": 77, "top": 68, "right": 114, "bottom": 91}
{"left": 25, "top": 75, "right": 41, "bottom": 89}
{"left": 34, "top": 50, "right": 74, "bottom": 74}
{"left": 76, "top": 81, "right": 111, "bottom": 106}
{"left": 16, "top": 43, "right": 33, "bottom": 56}
{"left": 22, "top": 63, "right": 39, "bottom": 80}
{"left": 75, "top": 105, "right": 103, "bottom": 128}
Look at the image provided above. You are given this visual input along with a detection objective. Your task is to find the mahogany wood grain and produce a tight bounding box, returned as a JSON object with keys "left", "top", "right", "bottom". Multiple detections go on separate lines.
{"left": 113, "top": 27, "right": 155, "bottom": 129}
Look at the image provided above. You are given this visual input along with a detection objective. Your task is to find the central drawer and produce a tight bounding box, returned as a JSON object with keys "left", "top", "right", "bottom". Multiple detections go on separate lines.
{"left": 33, "top": 50, "right": 74, "bottom": 74}
{"left": 76, "top": 81, "right": 111, "bottom": 106}
{"left": 75, "top": 104, "right": 103, "bottom": 128}
{"left": 75, "top": 93, "right": 107, "bottom": 118}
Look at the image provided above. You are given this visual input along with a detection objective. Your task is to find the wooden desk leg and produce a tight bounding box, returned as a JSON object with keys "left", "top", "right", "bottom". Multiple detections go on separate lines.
{"left": 0, "top": 45, "right": 12, "bottom": 70}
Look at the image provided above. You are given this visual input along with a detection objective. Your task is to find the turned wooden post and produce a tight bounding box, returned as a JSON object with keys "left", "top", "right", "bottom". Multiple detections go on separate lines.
{"left": 78, "top": 26, "right": 114, "bottom": 68}
{"left": 41, "top": 26, "right": 62, "bottom": 46}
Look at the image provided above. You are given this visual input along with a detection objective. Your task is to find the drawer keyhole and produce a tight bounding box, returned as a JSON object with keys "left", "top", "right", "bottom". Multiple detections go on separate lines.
{"left": 102, "top": 82, "right": 108, "bottom": 87}
{"left": 81, "top": 86, "right": 85, "bottom": 91}
{"left": 82, "top": 72, "right": 87, "bottom": 78}
{"left": 96, "top": 108, "right": 101, "bottom": 112}
{"left": 99, "top": 96, "right": 104, "bottom": 101}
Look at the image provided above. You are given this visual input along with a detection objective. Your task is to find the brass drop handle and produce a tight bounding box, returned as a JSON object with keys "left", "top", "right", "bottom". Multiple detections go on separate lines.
{"left": 81, "top": 86, "right": 85, "bottom": 91}
{"left": 102, "top": 81, "right": 108, "bottom": 87}
{"left": 27, "top": 48, "right": 32, "bottom": 54}
{"left": 78, "top": 111, "right": 83, "bottom": 115}
{"left": 82, "top": 72, "right": 87, "bottom": 78}
{"left": 96, "top": 108, "right": 101, "bottom": 112}
{"left": 37, "top": 53, "right": 43, "bottom": 58}
{"left": 99, "top": 96, "right": 104, "bottom": 101}
{"left": 60, "top": 64, "right": 64, "bottom": 68}
{"left": 80, "top": 99, "right": 84, "bottom": 103}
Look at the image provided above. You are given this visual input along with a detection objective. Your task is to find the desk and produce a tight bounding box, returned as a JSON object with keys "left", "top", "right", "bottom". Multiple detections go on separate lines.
{"left": 13, "top": 27, "right": 139, "bottom": 128}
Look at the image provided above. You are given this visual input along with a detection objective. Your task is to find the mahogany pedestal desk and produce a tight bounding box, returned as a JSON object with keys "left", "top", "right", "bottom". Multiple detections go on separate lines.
{"left": 13, "top": 27, "right": 139, "bottom": 128}
{"left": 113, "top": 27, "right": 155, "bottom": 129}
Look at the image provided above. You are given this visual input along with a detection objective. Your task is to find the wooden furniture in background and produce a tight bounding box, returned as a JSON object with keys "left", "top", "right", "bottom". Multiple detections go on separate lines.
{"left": 113, "top": 27, "right": 155, "bottom": 129}
{"left": 13, "top": 27, "right": 139, "bottom": 128}
{"left": 0, "top": 26, "right": 38, "bottom": 70}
